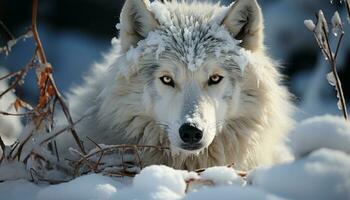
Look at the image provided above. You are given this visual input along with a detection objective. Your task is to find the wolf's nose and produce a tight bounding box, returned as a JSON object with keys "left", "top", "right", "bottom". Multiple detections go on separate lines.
{"left": 179, "top": 123, "right": 203, "bottom": 144}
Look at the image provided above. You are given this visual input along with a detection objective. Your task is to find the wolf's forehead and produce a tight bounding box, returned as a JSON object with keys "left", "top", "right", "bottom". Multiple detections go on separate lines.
{"left": 159, "top": 18, "right": 220, "bottom": 71}
{"left": 134, "top": 1, "right": 248, "bottom": 73}
{"left": 145, "top": 1, "right": 230, "bottom": 71}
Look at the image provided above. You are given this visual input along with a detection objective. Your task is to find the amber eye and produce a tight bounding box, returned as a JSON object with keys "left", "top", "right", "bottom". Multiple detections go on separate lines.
{"left": 208, "top": 74, "right": 224, "bottom": 86}
{"left": 160, "top": 76, "right": 175, "bottom": 87}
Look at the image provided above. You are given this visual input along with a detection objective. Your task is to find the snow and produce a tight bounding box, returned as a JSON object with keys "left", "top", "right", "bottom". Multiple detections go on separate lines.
{"left": 200, "top": 166, "right": 243, "bottom": 186}
{"left": 36, "top": 174, "right": 123, "bottom": 200}
{"left": 313, "top": 10, "right": 331, "bottom": 60}
{"left": 146, "top": 31, "right": 166, "bottom": 60}
{"left": 2, "top": 114, "right": 350, "bottom": 199}
{"left": 326, "top": 72, "right": 344, "bottom": 110}
{"left": 0, "top": 68, "right": 23, "bottom": 145}
{"left": 332, "top": 11, "right": 342, "bottom": 27}
{"left": 249, "top": 149, "right": 350, "bottom": 200}
{"left": 116, "top": 165, "right": 188, "bottom": 200}
{"left": 0, "top": 160, "right": 29, "bottom": 181}
{"left": 150, "top": 1, "right": 172, "bottom": 26}
{"left": 304, "top": 20, "right": 316, "bottom": 32}
{"left": 184, "top": 186, "right": 285, "bottom": 200}
{"left": 0, "top": 180, "right": 41, "bottom": 200}
{"left": 288, "top": 115, "right": 350, "bottom": 158}
{"left": 248, "top": 115, "right": 350, "bottom": 200}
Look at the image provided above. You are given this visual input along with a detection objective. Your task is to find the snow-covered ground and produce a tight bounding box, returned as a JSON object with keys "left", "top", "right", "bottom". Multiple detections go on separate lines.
{"left": 1, "top": 115, "right": 349, "bottom": 200}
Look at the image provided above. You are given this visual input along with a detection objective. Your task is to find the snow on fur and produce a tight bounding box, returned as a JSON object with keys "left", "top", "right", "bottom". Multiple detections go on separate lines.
{"left": 122, "top": 1, "right": 249, "bottom": 73}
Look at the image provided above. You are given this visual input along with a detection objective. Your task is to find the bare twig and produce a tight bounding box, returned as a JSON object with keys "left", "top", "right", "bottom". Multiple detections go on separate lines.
{"left": 132, "top": 145, "right": 143, "bottom": 169}
{"left": 0, "top": 27, "right": 33, "bottom": 55}
{"left": 53, "top": 140, "right": 59, "bottom": 162}
{"left": 0, "top": 67, "right": 28, "bottom": 99}
{"left": 71, "top": 143, "right": 169, "bottom": 177}
{"left": 82, "top": 144, "right": 169, "bottom": 160}
{"left": 0, "top": 20, "right": 15, "bottom": 40}
{"left": 31, "top": 0, "right": 47, "bottom": 64}
{"left": 345, "top": 0, "right": 350, "bottom": 21}
{"left": 0, "top": 111, "right": 34, "bottom": 116}
{"left": 38, "top": 114, "right": 89, "bottom": 146}
{"left": 86, "top": 136, "right": 102, "bottom": 150}
{"left": 0, "top": 136, "right": 5, "bottom": 158}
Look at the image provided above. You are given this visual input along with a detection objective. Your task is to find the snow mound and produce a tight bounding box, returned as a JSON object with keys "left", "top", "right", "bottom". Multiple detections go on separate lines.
{"left": 0, "top": 180, "right": 41, "bottom": 200}
{"left": 184, "top": 186, "right": 285, "bottom": 200}
{"left": 288, "top": 115, "right": 350, "bottom": 158}
{"left": 249, "top": 149, "right": 350, "bottom": 200}
{"left": 36, "top": 174, "right": 123, "bottom": 200}
{"left": 248, "top": 115, "right": 350, "bottom": 200}
{"left": 0, "top": 161, "right": 29, "bottom": 181}
{"left": 119, "top": 165, "right": 188, "bottom": 200}
{"left": 200, "top": 166, "right": 243, "bottom": 186}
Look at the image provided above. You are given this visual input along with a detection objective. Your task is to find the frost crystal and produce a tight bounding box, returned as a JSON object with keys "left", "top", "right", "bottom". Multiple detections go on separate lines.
{"left": 326, "top": 72, "right": 336, "bottom": 87}
{"left": 115, "top": 23, "right": 121, "bottom": 30}
{"left": 331, "top": 11, "right": 343, "bottom": 36}
{"left": 145, "top": 31, "right": 165, "bottom": 60}
{"left": 150, "top": 1, "right": 172, "bottom": 26}
{"left": 304, "top": 20, "right": 316, "bottom": 32}
{"left": 327, "top": 72, "right": 344, "bottom": 111}
{"left": 313, "top": 10, "right": 331, "bottom": 60}
{"left": 332, "top": 11, "right": 342, "bottom": 27}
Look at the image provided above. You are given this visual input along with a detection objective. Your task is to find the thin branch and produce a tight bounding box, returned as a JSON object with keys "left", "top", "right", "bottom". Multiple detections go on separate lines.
{"left": 93, "top": 151, "right": 104, "bottom": 171}
{"left": 334, "top": 32, "right": 344, "bottom": 60}
{"left": 346, "top": 0, "right": 350, "bottom": 21}
{"left": 86, "top": 136, "right": 102, "bottom": 150}
{"left": 39, "top": 114, "right": 89, "bottom": 146}
{"left": 31, "top": 0, "right": 47, "bottom": 64}
{"left": 53, "top": 140, "right": 60, "bottom": 162}
{"left": 0, "top": 20, "right": 15, "bottom": 40}
{"left": 0, "top": 135, "right": 5, "bottom": 159}
{"left": 322, "top": 26, "right": 348, "bottom": 120}
{"left": 0, "top": 69, "right": 27, "bottom": 99}
{"left": 0, "top": 111, "right": 34, "bottom": 117}
{"left": 30, "top": 0, "right": 86, "bottom": 154}
{"left": 0, "top": 70, "right": 22, "bottom": 81}
{"left": 132, "top": 145, "right": 143, "bottom": 169}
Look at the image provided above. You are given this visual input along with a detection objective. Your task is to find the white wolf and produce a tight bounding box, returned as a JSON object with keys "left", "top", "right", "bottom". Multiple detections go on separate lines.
{"left": 57, "top": 0, "right": 293, "bottom": 171}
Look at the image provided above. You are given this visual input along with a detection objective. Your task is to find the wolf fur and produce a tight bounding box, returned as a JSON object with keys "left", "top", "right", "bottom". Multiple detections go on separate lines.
{"left": 57, "top": 0, "right": 294, "bottom": 171}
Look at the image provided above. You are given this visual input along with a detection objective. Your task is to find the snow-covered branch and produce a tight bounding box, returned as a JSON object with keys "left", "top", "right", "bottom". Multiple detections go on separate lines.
{"left": 304, "top": 7, "right": 349, "bottom": 120}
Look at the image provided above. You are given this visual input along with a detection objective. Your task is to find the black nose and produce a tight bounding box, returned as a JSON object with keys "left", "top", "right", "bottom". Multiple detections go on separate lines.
{"left": 179, "top": 123, "right": 203, "bottom": 144}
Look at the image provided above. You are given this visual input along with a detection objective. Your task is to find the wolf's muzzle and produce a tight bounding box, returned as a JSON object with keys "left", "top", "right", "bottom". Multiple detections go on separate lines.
{"left": 179, "top": 123, "right": 203, "bottom": 149}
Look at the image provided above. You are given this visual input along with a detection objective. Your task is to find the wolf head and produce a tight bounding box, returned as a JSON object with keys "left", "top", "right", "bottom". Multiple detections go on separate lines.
{"left": 118, "top": 0, "right": 265, "bottom": 154}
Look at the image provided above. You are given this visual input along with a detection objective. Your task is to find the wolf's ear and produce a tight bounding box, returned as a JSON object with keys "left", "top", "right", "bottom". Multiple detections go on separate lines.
{"left": 222, "top": 0, "right": 263, "bottom": 51}
{"left": 119, "top": 0, "right": 159, "bottom": 52}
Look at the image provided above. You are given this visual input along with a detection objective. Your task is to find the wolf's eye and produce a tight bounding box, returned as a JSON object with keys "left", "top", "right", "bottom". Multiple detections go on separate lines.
{"left": 208, "top": 75, "right": 224, "bottom": 86}
{"left": 160, "top": 76, "right": 175, "bottom": 87}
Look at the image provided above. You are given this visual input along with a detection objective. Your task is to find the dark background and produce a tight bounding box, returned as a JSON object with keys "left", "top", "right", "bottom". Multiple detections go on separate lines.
{"left": 0, "top": 0, "right": 349, "bottom": 120}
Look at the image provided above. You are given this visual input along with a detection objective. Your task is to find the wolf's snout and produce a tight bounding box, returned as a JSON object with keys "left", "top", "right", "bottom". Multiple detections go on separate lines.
{"left": 179, "top": 123, "right": 203, "bottom": 145}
